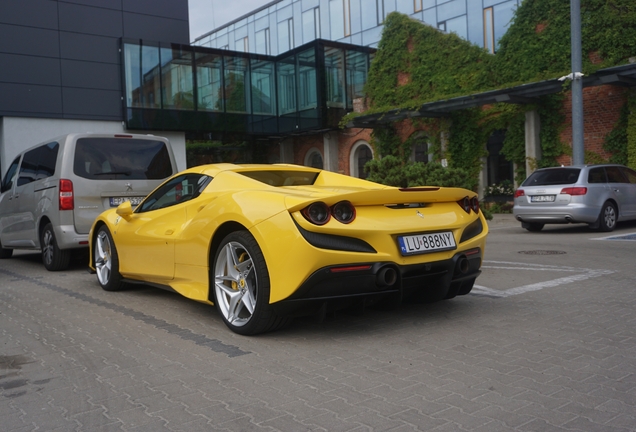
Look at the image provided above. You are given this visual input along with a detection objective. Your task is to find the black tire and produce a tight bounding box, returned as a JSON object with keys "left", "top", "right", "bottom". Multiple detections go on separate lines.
{"left": 598, "top": 202, "right": 617, "bottom": 232}
{"left": 0, "top": 239, "right": 12, "bottom": 259}
{"left": 524, "top": 223, "right": 544, "bottom": 232}
{"left": 41, "top": 223, "right": 71, "bottom": 271}
{"left": 212, "top": 230, "right": 291, "bottom": 335}
{"left": 94, "top": 226, "right": 124, "bottom": 291}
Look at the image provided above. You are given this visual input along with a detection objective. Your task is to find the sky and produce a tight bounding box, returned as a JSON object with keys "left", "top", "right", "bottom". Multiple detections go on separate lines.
{"left": 189, "top": 0, "right": 270, "bottom": 42}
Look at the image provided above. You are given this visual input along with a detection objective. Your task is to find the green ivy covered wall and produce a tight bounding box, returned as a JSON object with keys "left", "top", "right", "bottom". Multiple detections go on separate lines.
{"left": 357, "top": 0, "right": 636, "bottom": 189}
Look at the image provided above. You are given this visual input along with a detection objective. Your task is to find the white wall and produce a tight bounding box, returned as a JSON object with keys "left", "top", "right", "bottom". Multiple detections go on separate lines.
{"left": 0, "top": 117, "right": 187, "bottom": 176}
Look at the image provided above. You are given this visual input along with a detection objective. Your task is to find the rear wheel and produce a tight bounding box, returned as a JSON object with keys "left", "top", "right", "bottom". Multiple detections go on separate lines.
{"left": 41, "top": 223, "right": 71, "bottom": 271}
{"left": 212, "top": 231, "right": 290, "bottom": 335}
{"left": 0, "top": 239, "right": 12, "bottom": 259}
{"left": 94, "top": 226, "right": 124, "bottom": 291}
{"left": 598, "top": 202, "right": 617, "bottom": 232}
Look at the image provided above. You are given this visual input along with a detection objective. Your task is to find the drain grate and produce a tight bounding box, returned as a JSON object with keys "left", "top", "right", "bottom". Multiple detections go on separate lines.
{"left": 518, "top": 250, "right": 566, "bottom": 255}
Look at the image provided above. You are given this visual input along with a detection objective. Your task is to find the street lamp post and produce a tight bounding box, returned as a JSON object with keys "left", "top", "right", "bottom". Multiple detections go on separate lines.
{"left": 571, "top": 0, "right": 584, "bottom": 165}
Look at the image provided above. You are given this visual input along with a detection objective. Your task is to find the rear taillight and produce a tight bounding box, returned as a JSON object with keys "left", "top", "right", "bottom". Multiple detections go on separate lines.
{"left": 560, "top": 187, "right": 587, "bottom": 196}
{"left": 59, "top": 179, "right": 74, "bottom": 210}
{"left": 470, "top": 197, "right": 480, "bottom": 213}
{"left": 331, "top": 201, "right": 356, "bottom": 224}
{"left": 514, "top": 189, "right": 525, "bottom": 198}
{"left": 302, "top": 202, "right": 331, "bottom": 225}
{"left": 457, "top": 196, "right": 480, "bottom": 215}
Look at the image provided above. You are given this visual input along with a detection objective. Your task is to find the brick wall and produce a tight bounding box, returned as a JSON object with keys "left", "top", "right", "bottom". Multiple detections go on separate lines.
{"left": 558, "top": 84, "right": 628, "bottom": 165}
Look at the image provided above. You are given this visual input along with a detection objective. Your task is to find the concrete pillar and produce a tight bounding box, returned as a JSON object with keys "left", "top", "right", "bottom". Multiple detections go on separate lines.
{"left": 525, "top": 110, "right": 541, "bottom": 176}
{"left": 478, "top": 157, "right": 488, "bottom": 198}
{"left": 279, "top": 139, "right": 294, "bottom": 164}
{"left": 323, "top": 132, "right": 339, "bottom": 172}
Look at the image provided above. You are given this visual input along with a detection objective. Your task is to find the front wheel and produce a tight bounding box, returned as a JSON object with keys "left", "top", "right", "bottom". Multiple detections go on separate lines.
{"left": 41, "top": 223, "right": 71, "bottom": 271}
{"left": 94, "top": 226, "right": 124, "bottom": 291}
{"left": 212, "top": 231, "right": 290, "bottom": 335}
{"left": 598, "top": 202, "right": 617, "bottom": 232}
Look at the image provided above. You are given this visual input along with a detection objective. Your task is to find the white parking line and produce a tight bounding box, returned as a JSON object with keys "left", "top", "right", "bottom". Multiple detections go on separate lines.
{"left": 591, "top": 231, "right": 636, "bottom": 241}
{"left": 472, "top": 260, "right": 615, "bottom": 298}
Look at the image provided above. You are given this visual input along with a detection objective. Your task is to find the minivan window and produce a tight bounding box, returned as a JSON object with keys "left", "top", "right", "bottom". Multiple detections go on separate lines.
{"left": 16, "top": 142, "right": 59, "bottom": 187}
{"left": 1, "top": 156, "right": 20, "bottom": 193}
{"left": 73, "top": 137, "right": 172, "bottom": 180}
{"left": 522, "top": 168, "right": 581, "bottom": 186}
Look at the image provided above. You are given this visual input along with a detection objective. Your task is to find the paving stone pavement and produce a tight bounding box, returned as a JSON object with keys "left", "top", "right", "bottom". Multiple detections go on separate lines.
{"left": 1, "top": 215, "right": 636, "bottom": 431}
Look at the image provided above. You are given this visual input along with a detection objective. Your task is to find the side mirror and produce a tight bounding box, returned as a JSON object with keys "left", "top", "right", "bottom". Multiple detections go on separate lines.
{"left": 116, "top": 201, "right": 133, "bottom": 219}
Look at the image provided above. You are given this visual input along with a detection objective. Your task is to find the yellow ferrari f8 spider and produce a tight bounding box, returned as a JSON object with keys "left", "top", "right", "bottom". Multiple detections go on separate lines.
{"left": 89, "top": 164, "right": 488, "bottom": 335}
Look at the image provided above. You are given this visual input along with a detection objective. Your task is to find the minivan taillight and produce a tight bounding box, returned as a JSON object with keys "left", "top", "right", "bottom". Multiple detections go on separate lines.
{"left": 59, "top": 179, "right": 74, "bottom": 210}
{"left": 560, "top": 187, "right": 587, "bottom": 196}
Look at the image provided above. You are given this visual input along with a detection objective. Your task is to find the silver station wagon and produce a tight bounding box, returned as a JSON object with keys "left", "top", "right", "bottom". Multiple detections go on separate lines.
{"left": 0, "top": 133, "right": 177, "bottom": 270}
{"left": 513, "top": 164, "right": 636, "bottom": 232}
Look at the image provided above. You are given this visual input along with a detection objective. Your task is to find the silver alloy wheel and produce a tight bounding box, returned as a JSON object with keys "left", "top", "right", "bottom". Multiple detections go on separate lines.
{"left": 42, "top": 228, "right": 54, "bottom": 266}
{"left": 95, "top": 230, "right": 113, "bottom": 285}
{"left": 604, "top": 205, "right": 616, "bottom": 229}
{"left": 214, "top": 241, "right": 257, "bottom": 327}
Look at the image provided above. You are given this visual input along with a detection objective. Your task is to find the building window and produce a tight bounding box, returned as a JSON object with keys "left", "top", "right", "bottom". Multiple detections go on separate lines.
{"left": 224, "top": 56, "right": 250, "bottom": 113}
{"left": 305, "top": 149, "right": 324, "bottom": 169}
{"left": 377, "top": 0, "right": 385, "bottom": 24}
{"left": 255, "top": 28, "right": 270, "bottom": 55}
{"left": 251, "top": 59, "right": 275, "bottom": 115}
{"left": 414, "top": 0, "right": 423, "bottom": 13}
{"left": 302, "top": 8, "right": 321, "bottom": 44}
{"left": 277, "top": 18, "right": 294, "bottom": 53}
{"left": 330, "top": 0, "right": 350, "bottom": 40}
{"left": 277, "top": 54, "right": 296, "bottom": 115}
{"left": 195, "top": 52, "right": 223, "bottom": 111}
{"left": 438, "top": 21, "right": 446, "bottom": 32}
{"left": 350, "top": 141, "right": 373, "bottom": 179}
{"left": 411, "top": 133, "right": 430, "bottom": 163}
{"left": 236, "top": 37, "right": 249, "bottom": 53}
{"left": 324, "top": 47, "right": 345, "bottom": 108}
{"left": 484, "top": 7, "right": 494, "bottom": 53}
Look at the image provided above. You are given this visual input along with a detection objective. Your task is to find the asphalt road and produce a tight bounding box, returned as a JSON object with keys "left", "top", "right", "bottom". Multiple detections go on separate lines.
{"left": 1, "top": 214, "right": 635, "bottom": 431}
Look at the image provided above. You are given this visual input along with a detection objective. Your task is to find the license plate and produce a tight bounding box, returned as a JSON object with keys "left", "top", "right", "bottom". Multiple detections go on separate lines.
{"left": 110, "top": 196, "right": 144, "bottom": 207}
{"left": 398, "top": 231, "right": 456, "bottom": 256}
{"left": 530, "top": 195, "right": 556, "bottom": 202}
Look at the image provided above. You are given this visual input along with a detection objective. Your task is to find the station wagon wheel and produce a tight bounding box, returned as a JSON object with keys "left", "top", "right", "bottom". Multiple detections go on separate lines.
{"left": 94, "top": 226, "right": 124, "bottom": 291}
{"left": 598, "top": 202, "right": 617, "bottom": 232}
{"left": 41, "top": 223, "right": 71, "bottom": 271}
{"left": 0, "top": 239, "right": 13, "bottom": 259}
{"left": 213, "top": 231, "right": 290, "bottom": 335}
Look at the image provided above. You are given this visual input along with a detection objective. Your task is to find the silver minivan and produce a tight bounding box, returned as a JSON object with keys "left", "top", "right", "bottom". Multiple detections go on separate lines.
{"left": 0, "top": 133, "right": 177, "bottom": 270}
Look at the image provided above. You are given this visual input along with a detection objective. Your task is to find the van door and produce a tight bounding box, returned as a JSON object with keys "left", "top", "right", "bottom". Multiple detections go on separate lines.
{"left": 0, "top": 156, "right": 22, "bottom": 246}
{"left": 5, "top": 148, "right": 40, "bottom": 246}
{"left": 71, "top": 136, "right": 175, "bottom": 235}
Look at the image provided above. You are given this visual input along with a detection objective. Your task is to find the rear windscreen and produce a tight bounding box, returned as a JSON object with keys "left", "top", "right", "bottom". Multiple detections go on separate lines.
{"left": 73, "top": 138, "right": 173, "bottom": 180}
{"left": 522, "top": 168, "right": 581, "bottom": 186}
{"left": 239, "top": 170, "right": 319, "bottom": 186}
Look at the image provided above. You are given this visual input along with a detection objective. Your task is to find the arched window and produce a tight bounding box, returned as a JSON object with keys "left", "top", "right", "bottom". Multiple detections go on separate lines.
{"left": 304, "top": 148, "right": 323, "bottom": 169}
{"left": 410, "top": 132, "right": 430, "bottom": 163}
{"left": 349, "top": 141, "right": 373, "bottom": 179}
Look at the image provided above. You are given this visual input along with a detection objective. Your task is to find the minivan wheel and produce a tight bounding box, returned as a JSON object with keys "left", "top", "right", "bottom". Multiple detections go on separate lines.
{"left": 41, "top": 223, "right": 71, "bottom": 271}
{"left": 0, "top": 240, "right": 13, "bottom": 259}
{"left": 598, "top": 202, "right": 617, "bottom": 232}
{"left": 94, "top": 226, "right": 124, "bottom": 291}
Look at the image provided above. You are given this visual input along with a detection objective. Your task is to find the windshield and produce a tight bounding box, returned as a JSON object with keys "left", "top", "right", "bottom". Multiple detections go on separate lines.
{"left": 74, "top": 137, "right": 173, "bottom": 180}
{"left": 522, "top": 168, "right": 581, "bottom": 186}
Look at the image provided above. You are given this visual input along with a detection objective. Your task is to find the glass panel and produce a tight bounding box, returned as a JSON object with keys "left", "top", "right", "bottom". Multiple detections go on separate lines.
{"left": 361, "top": 1, "right": 377, "bottom": 30}
{"left": 277, "top": 19, "right": 291, "bottom": 53}
{"left": 397, "top": 0, "right": 414, "bottom": 14}
{"left": 123, "top": 43, "right": 161, "bottom": 109}
{"left": 345, "top": 50, "right": 368, "bottom": 109}
{"left": 160, "top": 46, "right": 194, "bottom": 110}
{"left": 494, "top": 0, "right": 517, "bottom": 51}
{"left": 255, "top": 28, "right": 270, "bottom": 55}
{"left": 298, "top": 49, "right": 317, "bottom": 110}
{"left": 1, "top": 156, "right": 20, "bottom": 193}
{"left": 36, "top": 142, "right": 59, "bottom": 180}
{"left": 330, "top": 0, "right": 345, "bottom": 40}
{"left": 302, "top": 9, "right": 315, "bottom": 44}
{"left": 277, "top": 54, "right": 297, "bottom": 115}
{"left": 251, "top": 59, "right": 275, "bottom": 115}
{"left": 324, "top": 47, "right": 345, "bottom": 108}
{"left": 195, "top": 52, "right": 223, "bottom": 111}
{"left": 224, "top": 56, "right": 250, "bottom": 113}
{"left": 356, "top": 145, "right": 372, "bottom": 179}
{"left": 309, "top": 152, "right": 323, "bottom": 169}
{"left": 445, "top": 15, "right": 467, "bottom": 40}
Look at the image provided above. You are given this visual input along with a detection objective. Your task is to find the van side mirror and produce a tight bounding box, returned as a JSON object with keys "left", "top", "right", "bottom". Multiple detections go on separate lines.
{"left": 116, "top": 201, "right": 133, "bottom": 219}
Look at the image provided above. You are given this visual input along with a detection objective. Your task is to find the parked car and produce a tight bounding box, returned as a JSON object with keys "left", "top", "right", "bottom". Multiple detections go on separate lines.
{"left": 0, "top": 133, "right": 177, "bottom": 270}
{"left": 89, "top": 164, "right": 488, "bottom": 335}
{"left": 513, "top": 164, "right": 636, "bottom": 232}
